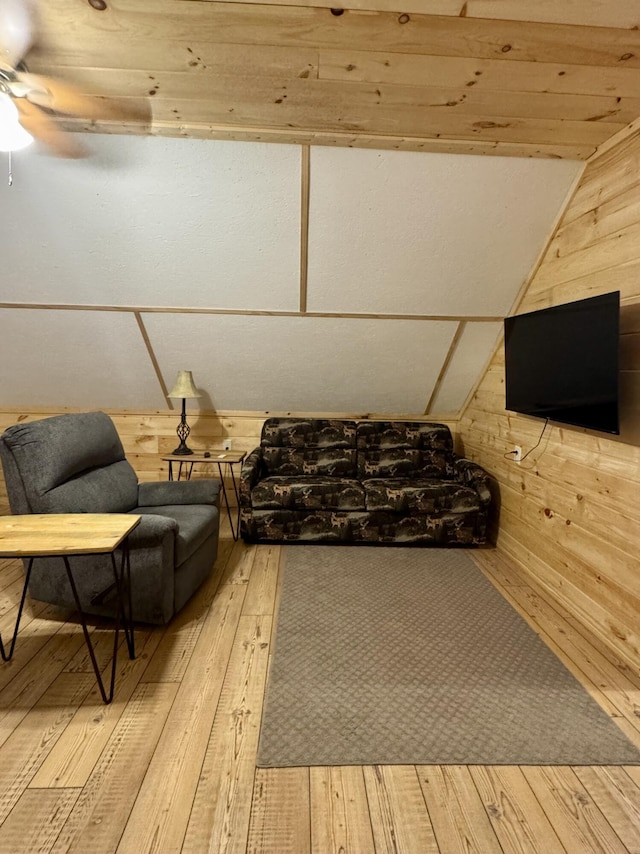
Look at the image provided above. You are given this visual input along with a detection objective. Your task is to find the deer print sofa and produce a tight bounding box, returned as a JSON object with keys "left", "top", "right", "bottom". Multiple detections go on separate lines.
{"left": 239, "top": 418, "right": 492, "bottom": 545}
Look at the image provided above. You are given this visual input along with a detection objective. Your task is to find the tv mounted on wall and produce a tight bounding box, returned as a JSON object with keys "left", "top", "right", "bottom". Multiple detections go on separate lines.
{"left": 504, "top": 291, "right": 620, "bottom": 435}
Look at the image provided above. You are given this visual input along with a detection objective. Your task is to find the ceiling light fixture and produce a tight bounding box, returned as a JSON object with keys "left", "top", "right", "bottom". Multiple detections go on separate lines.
{"left": 0, "top": 89, "right": 33, "bottom": 152}
{"left": 0, "top": 0, "right": 37, "bottom": 68}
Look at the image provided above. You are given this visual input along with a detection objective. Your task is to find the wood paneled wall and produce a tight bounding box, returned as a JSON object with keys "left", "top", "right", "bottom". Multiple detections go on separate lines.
{"left": 0, "top": 408, "right": 457, "bottom": 516}
{"left": 460, "top": 128, "right": 640, "bottom": 670}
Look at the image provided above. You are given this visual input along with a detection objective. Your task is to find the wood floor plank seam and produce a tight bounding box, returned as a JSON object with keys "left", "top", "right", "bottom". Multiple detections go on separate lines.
{"left": 52, "top": 681, "right": 181, "bottom": 854}
{"left": 574, "top": 765, "right": 640, "bottom": 852}
{"left": 180, "top": 608, "right": 265, "bottom": 854}
{"left": 115, "top": 582, "right": 249, "bottom": 852}
{"left": 522, "top": 765, "right": 632, "bottom": 854}
{"left": 458, "top": 763, "right": 509, "bottom": 854}
{"left": 0, "top": 787, "right": 83, "bottom": 854}
{"left": 29, "top": 629, "right": 168, "bottom": 789}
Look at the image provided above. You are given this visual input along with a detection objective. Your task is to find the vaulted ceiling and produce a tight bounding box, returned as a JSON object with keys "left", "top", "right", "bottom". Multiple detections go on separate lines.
{"left": 25, "top": 0, "right": 640, "bottom": 161}
{"left": 0, "top": 135, "right": 581, "bottom": 415}
{"left": 2, "top": 1, "right": 636, "bottom": 419}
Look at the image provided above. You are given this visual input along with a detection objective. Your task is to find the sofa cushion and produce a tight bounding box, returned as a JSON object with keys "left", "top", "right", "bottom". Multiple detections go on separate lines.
{"left": 262, "top": 418, "right": 356, "bottom": 449}
{"left": 262, "top": 447, "right": 357, "bottom": 477}
{"left": 363, "top": 478, "right": 483, "bottom": 514}
{"left": 357, "top": 421, "right": 454, "bottom": 479}
{"left": 251, "top": 476, "right": 366, "bottom": 511}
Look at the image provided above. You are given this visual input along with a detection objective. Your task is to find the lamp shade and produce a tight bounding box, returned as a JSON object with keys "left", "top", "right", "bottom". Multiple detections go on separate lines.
{"left": 168, "top": 370, "right": 202, "bottom": 399}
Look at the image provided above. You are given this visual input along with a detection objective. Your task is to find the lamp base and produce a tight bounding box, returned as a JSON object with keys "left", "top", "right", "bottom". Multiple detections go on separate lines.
{"left": 171, "top": 443, "right": 194, "bottom": 455}
{"left": 173, "top": 399, "right": 193, "bottom": 454}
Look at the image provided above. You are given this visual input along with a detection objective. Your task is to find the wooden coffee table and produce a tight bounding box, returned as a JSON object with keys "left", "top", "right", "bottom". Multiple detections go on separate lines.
{"left": 0, "top": 513, "right": 140, "bottom": 704}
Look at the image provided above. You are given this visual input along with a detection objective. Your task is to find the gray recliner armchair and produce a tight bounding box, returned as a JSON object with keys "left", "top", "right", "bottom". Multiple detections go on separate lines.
{"left": 0, "top": 411, "right": 221, "bottom": 624}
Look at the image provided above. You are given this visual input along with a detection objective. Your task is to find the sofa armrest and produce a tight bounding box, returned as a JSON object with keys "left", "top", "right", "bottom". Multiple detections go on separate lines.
{"left": 453, "top": 458, "right": 492, "bottom": 506}
{"left": 240, "top": 448, "right": 264, "bottom": 508}
{"left": 137, "top": 478, "right": 221, "bottom": 508}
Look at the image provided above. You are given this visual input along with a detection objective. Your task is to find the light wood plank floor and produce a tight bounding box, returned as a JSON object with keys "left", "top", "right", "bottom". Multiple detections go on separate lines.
{"left": 0, "top": 519, "right": 639, "bottom": 854}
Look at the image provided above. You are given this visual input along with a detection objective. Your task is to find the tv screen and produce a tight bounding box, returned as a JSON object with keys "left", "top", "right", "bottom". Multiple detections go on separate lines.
{"left": 504, "top": 291, "right": 620, "bottom": 435}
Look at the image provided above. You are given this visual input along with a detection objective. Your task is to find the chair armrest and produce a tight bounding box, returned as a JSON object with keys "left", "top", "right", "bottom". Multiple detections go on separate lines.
{"left": 240, "top": 448, "right": 264, "bottom": 508}
{"left": 137, "top": 479, "right": 221, "bottom": 508}
{"left": 453, "top": 458, "right": 492, "bottom": 506}
{"left": 127, "top": 512, "right": 179, "bottom": 545}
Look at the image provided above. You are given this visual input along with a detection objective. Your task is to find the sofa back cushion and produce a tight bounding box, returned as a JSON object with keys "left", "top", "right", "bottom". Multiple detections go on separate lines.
{"left": 0, "top": 411, "right": 139, "bottom": 514}
{"left": 261, "top": 418, "right": 357, "bottom": 476}
{"left": 356, "top": 421, "right": 455, "bottom": 479}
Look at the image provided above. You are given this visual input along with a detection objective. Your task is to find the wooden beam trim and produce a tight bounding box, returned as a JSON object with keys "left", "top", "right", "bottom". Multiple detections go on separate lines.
{"left": 0, "top": 406, "right": 460, "bottom": 424}
{"left": 134, "top": 312, "right": 174, "bottom": 410}
{"left": 299, "top": 145, "right": 310, "bottom": 313}
{"left": 59, "top": 120, "right": 596, "bottom": 161}
{"left": 0, "top": 303, "right": 504, "bottom": 322}
{"left": 87, "top": 102, "right": 616, "bottom": 147}
{"left": 424, "top": 320, "right": 466, "bottom": 414}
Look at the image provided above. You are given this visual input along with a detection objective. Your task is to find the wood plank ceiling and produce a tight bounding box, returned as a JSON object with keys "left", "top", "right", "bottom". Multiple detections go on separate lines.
{"left": 24, "top": 0, "right": 640, "bottom": 160}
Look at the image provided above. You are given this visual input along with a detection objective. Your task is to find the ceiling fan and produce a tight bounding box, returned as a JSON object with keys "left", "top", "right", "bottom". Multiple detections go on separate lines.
{"left": 0, "top": 0, "right": 150, "bottom": 158}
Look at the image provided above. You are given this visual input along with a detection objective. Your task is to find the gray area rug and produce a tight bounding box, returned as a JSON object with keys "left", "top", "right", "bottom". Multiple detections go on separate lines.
{"left": 257, "top": 546, "right": 640, "bottom": 767}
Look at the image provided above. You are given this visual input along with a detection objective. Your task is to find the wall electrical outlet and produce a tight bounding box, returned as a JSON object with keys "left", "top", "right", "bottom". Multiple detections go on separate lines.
{"left": 513, "top": 445, "right": 522, "bottom": 463}
{"left": 223, "top": 439, "right": 232, "bottom": 451}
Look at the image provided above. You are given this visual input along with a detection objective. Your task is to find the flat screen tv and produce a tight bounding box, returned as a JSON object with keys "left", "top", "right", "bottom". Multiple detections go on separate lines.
{"left": 504, "top": 291, "right": 620, "bottom": 435}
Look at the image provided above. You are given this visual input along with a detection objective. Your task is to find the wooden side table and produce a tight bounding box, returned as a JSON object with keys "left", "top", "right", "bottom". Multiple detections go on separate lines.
{"left": 163, "top": 451, "right": 246, "bottom": 541}
{"left": 0, "top": 513, "right": 140, "bottom": 704}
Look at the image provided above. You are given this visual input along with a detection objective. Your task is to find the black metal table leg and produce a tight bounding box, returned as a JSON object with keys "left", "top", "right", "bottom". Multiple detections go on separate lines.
{"left": 228, "top": 463, "right": 242, "bottom": 541}
{"left": 0, "top": 557, "right": 34, "bottom": 662}
{"left": 62, "top": 542, "right": 135, "bottom": 704}
{"left": 168, "top": 460, "right": 192, "bottom": 481}
{"left": 115, "top": 540, "right": 135, "bottom": 659}
{"left": 216, "top": 461, "right": 238, "bottom": 540}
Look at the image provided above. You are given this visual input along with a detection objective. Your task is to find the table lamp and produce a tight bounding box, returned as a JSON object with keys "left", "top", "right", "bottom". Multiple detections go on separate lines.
{"left": 168, "top": 370, "right": 202, "bottom": 455}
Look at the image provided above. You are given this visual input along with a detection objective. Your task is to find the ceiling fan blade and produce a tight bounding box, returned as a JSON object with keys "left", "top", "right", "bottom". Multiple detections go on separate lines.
{"left": 0, "top": 0, "right": 36, "bottom": 68}
{"left": 18, "top": 72, "right": 151, "bottom": 125}
{"left": 16, "top": 98, "right": 87, "bottom": 158}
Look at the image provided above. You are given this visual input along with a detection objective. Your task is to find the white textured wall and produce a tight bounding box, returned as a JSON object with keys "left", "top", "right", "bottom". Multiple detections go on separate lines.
{"left": 2, "top": 137, "right": 301, "bottom": 310}
{"left": 0, "top": 134, "right": 582, "bottom": 415}
{"left": 142, "top": 313, "right": 459, "bottom": 413}
{"left": 430, "top": 322, "right": 503, "bottom": 413}
{"left": 0, "top": 308, "right": 166, "bottom": 409}
{"left": 306, "top": 148, "right": 581, "bottom": 316}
